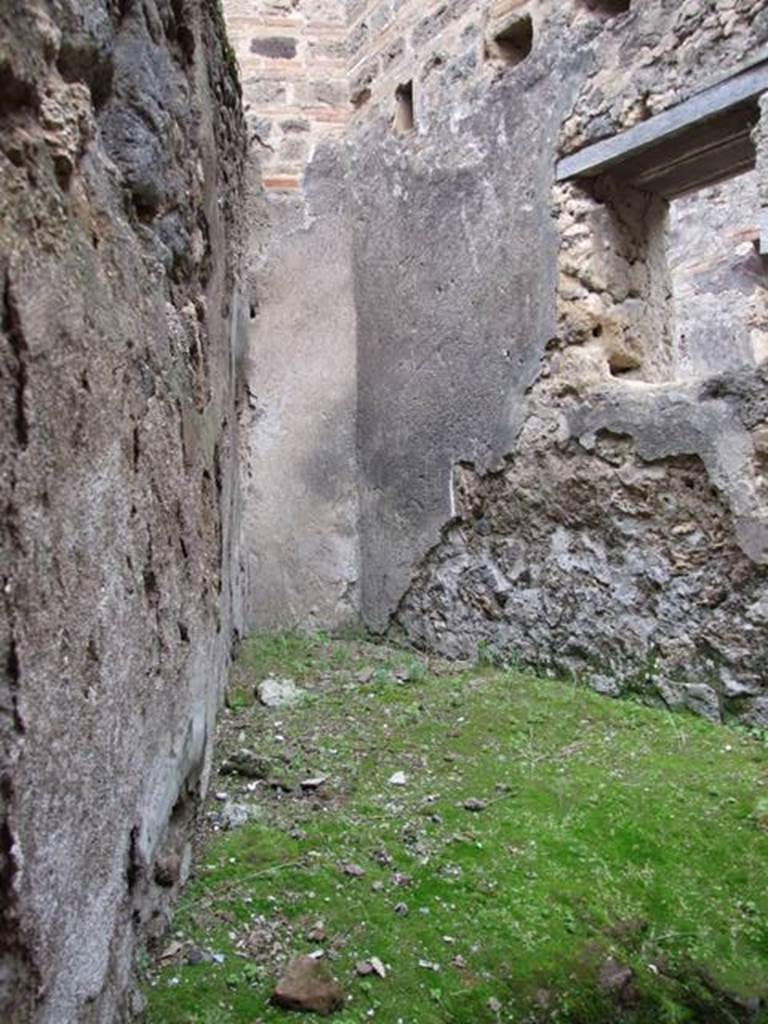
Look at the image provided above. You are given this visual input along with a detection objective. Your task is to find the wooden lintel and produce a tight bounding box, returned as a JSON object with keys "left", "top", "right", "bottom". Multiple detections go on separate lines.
{"left": 556, "top": 55, "right": 768, "bottom": 189}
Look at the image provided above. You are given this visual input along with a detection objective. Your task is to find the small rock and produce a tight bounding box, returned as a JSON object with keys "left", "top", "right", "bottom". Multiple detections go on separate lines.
{"left": 257, "top": 677, "right": 305, "bottom": 709}
{"left": 370, "top": 956, "right": 386, "bottom": 979}
{"left": 394, "top": 668, "right": 411, "bottom": 682}
{"left": 393, "top": 902, "right": 409, "bottom": 916}
{"left": 221, "top": 748, "right": 271, "bottom": 779}
{"left": 598, "top": 958, "right": 638, "bottom": 1007}
{"left": 159, "top": 940, "right": 183, "bottom": 961}
{"left": 388, "top": 771, "right": 407, "bottom": 786}
{"left": 590, "top": 674, "right": 622, "bottom": 698}
{"left": 487, "top": 996, "right": 502, "bottom": 1013}
{"left": 463, "top": 798, "right": 487, "bottom": 813}
{"left": 300, "top": 775, "right": 328, "bottom": 791}
{"left": 356, "top": 668, "right": 375, "bottom": 684}
{"left": 451, "top": 955, "right": 467, "bottom": 969}
{"left": 307, "top": 923, "right": 327, "bottom": 943}
{"left": 355, "top": 956, "right": 386, "bottom": 979}
{"left": 418, "top": 959, "right": 440, "bottom": 972}
{"left": 342, "top": 863, "right": 365, "bottom": 878}
{"left": 186, "top": 946, "right": 215, "bottom": 965}
{"left": 371, "top": 880, "right": 384, "bottom": 892}
{"left": 218, "top": 801, "right": 256, "bottom": 830}
{"left": 372, "top": 849, "right": 393, "bottom": 866}
{"left": 391, "top": 872, "right": 412, "bottom": 888}
{"left": 272, "top": 956, "right": 345, "bottom": 1016}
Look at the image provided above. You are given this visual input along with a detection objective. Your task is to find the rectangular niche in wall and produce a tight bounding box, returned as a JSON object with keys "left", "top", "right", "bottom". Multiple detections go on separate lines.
{"left": 487, "top": 13, "right": 534, "bottom": 67}
{"left": 556, "top": 53, "right": 768, "bottom": 381}
{"left": 394, "top": 81, "right": 414, "bottom": 135}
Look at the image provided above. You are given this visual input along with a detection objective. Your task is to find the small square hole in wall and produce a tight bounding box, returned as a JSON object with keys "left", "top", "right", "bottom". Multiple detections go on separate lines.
{"left": 394, "top": 81, "right": 414, "bottom": 135}
{"left": 488, "top": 14, "right": 534, "bottom": 66}
{"left": 577, "top": 0, "right": 631, "bottom": 15}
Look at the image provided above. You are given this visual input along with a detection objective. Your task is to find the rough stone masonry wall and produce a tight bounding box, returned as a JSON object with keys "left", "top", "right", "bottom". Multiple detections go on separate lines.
{"left": 0, "top": 2, "right": 245, "bottom": 1021}
{"left": 348, "top": 0, "right": 581, "bottom": 630}
{"left": 342, "top": 0, "right": 768, "bottom": 724}
{"left": 223, "top": 0, "right": 359, "bottom": 632}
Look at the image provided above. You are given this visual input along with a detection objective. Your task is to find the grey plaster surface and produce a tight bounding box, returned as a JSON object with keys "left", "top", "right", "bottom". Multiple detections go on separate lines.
{"left": 348, "top": 33, "right": 585, "bottom": 630}
{"left": 241, "top": 146, "right": 360, "bottom": 632}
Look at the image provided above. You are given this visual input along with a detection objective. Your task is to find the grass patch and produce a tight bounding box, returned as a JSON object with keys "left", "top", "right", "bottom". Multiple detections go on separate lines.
{"left": 144, "top": 635, "right": 768, "bottom": 1023}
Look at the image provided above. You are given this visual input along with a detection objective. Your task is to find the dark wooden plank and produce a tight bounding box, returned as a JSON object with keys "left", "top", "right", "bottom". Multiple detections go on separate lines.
{"left": 628, "top": 135, "right": 756, "bottom": 197}
{"left": 556, "top": 57, "right": 768, "bottom": 183}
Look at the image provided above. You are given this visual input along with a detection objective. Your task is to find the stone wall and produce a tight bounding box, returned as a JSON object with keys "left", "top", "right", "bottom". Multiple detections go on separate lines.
{"left": 0, "top": 2, "right": 245, "bottom": 1020}
{"left": 348, "top": 0, "right": 581, "bottom": 630}
{"left": 211, "top": 0, "right": 768, "bottom": 721}
{"left": 341, "top": 0, "right": 768, "bottom": 723}
{"left": 670, "top": 171, "right": 768, "bottom": 376}
{"left": 223, "top": 0, "right": 359, "bottom": 632}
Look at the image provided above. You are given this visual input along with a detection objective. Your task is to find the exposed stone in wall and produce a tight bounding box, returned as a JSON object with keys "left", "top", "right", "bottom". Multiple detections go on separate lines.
{"left": 396, "top": 381, "right": 768, "bottom": 725}
{"left": 555, "top": 177, "right": 674, "bottom": 384}
{"left": 339, "top": 0, "right": 768, "bottom": 720}
{"left": 561, "top": 0, "right": 768, "bottom": 155}
{"left": 0, "top": 2, "right": 245, "bottom": 1020}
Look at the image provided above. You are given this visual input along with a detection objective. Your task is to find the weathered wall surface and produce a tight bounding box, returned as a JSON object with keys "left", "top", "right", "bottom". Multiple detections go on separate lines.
{"left": 0, "top": 2, "right": 245, "bottom": 1020}
{"left": 239, "top": 147, "right": 359, "bottom": 631}
{"left": 342, "top": 0, "right": 768, "bottom": 722}
{"left": 562, "top": 0, "right": 768, "bottom": 155}
{"left": 348, "top": 0, "right": 585, "bottom": 630}
{"left": 206, "top": 0, "right": 768, "bottom": 721}
{"left": 670, "top": 170, "right": 768, "bottom": 376}
{"left": 224, "top": 0, "right": 359, "bottom": 631}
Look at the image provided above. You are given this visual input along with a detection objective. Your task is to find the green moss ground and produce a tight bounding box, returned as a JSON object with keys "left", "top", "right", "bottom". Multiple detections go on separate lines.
{"left": 143, "top": 633, "right": 768, "bottom": 1023}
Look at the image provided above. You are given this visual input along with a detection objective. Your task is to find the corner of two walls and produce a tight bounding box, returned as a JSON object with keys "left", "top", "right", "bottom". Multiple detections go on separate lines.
{"left": 228, "top": 0, "right": 768, "bottom": 729}
{"left": 387, "top": 0, "right": 768, "bottom": 725}
{"left": 224, "top": 0, "right": 360, "bottom": 633}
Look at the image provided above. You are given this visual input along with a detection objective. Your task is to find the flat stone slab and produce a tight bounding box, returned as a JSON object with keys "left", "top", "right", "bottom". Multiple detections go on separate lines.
{"left": 257, "top": 677, "right": 306, "bottom": 708}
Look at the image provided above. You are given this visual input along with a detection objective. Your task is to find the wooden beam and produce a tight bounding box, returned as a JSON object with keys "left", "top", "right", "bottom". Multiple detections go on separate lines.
{"left": 556, "top": 54, "right": 768, "bottom": 191}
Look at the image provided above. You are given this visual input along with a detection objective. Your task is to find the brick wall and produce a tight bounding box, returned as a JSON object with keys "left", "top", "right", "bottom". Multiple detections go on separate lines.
{"left": 224, "top": 0, "right": 349, "bottom": 191}
{"left": 347, "top": 0, "right": 528, "bottom": 124}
